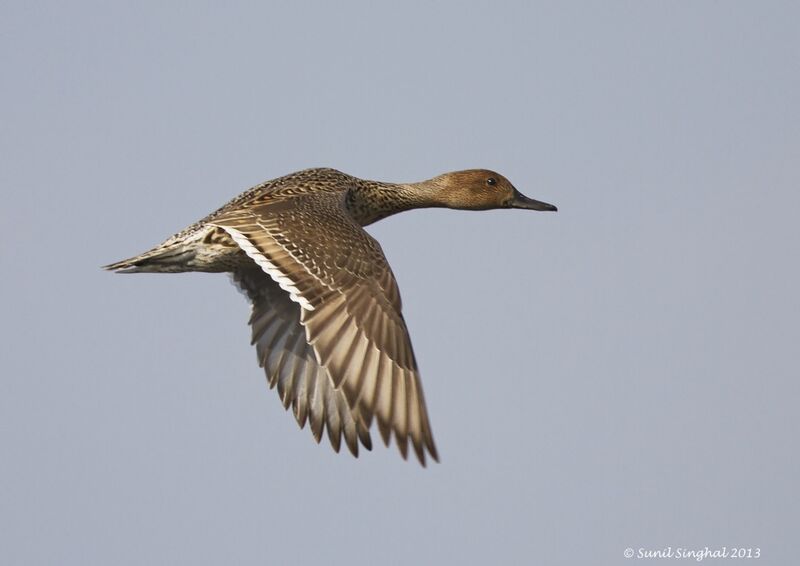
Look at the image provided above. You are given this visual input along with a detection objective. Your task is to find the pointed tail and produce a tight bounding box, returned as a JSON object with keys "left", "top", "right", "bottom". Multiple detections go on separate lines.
{"left": 103, "top": 242, "right": 196, "bottom": 273}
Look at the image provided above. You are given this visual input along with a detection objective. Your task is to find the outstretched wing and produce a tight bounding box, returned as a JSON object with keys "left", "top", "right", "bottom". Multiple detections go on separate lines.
{"left": 212, "top": 191, "right": 438, "bottom": 465}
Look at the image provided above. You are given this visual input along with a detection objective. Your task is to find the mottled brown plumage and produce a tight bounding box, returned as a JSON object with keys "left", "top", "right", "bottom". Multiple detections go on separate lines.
{"left": 104, "top": 167, "right": 556, "bottom": 465}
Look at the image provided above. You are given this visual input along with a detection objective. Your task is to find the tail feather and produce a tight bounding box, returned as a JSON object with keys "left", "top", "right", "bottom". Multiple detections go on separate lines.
{"left": 103, "top": 244, "right": 196, "bottom": 273}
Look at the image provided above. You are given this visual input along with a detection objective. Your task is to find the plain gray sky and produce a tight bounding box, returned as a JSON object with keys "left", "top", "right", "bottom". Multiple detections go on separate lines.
{"left": 2, "top": 1, "right": 798, "bottom": 565}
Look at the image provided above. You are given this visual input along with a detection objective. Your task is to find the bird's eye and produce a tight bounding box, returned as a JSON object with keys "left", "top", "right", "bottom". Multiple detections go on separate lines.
{"left": 486, "top": 177, "right": 497, "bottom": 186}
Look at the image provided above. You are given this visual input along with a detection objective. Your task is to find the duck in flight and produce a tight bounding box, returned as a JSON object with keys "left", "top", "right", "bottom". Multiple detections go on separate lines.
{"left": 105, "top": 168, "right": 557, "bottom": 466}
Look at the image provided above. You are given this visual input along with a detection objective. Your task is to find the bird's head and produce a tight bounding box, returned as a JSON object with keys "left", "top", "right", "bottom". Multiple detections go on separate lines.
{"left": 430, "top": 169, "right": 557, "bottom": 212}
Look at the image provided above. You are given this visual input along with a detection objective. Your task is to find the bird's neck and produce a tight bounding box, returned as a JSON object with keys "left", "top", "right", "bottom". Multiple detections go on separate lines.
{"left": 346, "top": 178, "right": 450, "bottom": 226}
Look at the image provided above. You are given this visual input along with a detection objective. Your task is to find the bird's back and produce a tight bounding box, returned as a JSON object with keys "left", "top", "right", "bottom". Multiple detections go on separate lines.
{"left": 105, "top": 168, "right": 357, "bottom": 273}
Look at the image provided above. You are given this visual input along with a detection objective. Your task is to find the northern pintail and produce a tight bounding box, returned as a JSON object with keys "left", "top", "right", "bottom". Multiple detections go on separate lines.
{"left": 105, "top": 168, "right": 557, "bottom": 465}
